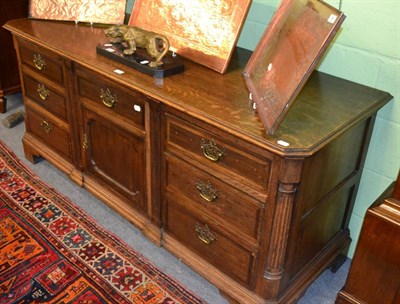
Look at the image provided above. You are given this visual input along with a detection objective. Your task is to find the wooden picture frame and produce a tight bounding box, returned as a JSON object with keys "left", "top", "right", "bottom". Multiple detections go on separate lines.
{"left": 29, "top": 0, "right": 126, "bottom": 24}
{"left": 243, "top": 0, "right": 345, "bottom": 135}
{"left": 128, "top": 0, "right": 252, "bottom": 74}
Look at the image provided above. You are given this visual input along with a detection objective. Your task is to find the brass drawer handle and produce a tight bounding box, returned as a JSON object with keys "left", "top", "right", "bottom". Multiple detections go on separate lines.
{"left": 37, "top": 84, "right": 50, "bottom": 100}
{"left": 200, "top": 138, "right": 225, "bottom": 162}
{"left": 100, "top": 88, "right": 117, "bottom": 108}
{"left": 195, "top": 223, "right": 217, "bottom": 245}
{"left": 196, "top": 181, "right": 220, "bottom": 203}
{"left": 33, "top": 54, "right": 46, "bottom": 71}
{"left": 40, "top": 120, "right": 52, "bottom": 134}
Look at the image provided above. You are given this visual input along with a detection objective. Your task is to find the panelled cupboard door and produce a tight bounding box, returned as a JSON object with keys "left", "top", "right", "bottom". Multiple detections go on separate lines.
{"left": 81, "top": 106, "right": 146, "bottom": 213}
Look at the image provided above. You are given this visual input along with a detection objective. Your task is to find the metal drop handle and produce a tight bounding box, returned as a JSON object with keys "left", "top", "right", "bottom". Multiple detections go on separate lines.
{"left": 37, "top": 84, "right": 50, "bottom": 101}
{"left": 195, "top": 223, "right": 217, "bottom": 245}
{"left": 100, "top": 88, "right": 117, "bottom": 108}
{"left": 40, "top": 120, "right": 52, "bottom": 134}
{"left": 200, "top": 138, "right": 225, "bottom": 162}
{"left": 196, "top": 181, "right": 220, "bottom": 203}
{"left": 33, "top": 54, "right": 46, "bottom": 71}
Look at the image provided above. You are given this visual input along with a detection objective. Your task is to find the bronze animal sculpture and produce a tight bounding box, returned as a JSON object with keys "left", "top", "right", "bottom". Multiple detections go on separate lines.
{"left": 105, "top": 25, "right": 170, "bottom": 68}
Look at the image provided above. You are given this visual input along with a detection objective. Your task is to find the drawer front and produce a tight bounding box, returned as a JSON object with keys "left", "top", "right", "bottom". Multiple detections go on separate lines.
{"left": 76, "top": 71, "right": 145, "bottom": 129}
{"left": 23, "top": 73, "right": 67, "bottom": 121}
{"left": 165, "top": 200, "right": 256, "bottom": 287}
{"left": 165, "top": 115, "right": 271, "bottom": 191}
{"left": 165, "top": 154, "right": 264, "bottom": 241}
{"left": 26, "top": 107, "right": 72, "bottom": 160}
{"left": 18, "top": 39, "right": 65, "bottom": 85}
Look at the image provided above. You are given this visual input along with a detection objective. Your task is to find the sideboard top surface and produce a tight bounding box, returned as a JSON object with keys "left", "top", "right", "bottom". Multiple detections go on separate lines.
{"left": 4, "top": 18, "right": 392, "bottom": 156}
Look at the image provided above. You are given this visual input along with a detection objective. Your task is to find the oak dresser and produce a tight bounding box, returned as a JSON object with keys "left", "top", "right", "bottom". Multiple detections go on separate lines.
{"left": 4, "top": 18, "right": 393, "bottom": 303}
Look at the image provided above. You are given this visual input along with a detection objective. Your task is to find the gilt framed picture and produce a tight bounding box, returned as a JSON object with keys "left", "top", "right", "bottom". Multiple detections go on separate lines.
{"left": 243, "top": 0, "right": 345, "bottom": 135}
{"left": 128, "top": 0, "right": 252, "bottom": 74}
{"left": 29, "top": 0, "right": 126, "bottom": 24}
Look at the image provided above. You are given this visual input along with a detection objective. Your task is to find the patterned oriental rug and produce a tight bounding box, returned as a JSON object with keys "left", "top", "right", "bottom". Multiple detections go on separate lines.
{"left": 0, "top": 140, "right": 204, "bottom": 304}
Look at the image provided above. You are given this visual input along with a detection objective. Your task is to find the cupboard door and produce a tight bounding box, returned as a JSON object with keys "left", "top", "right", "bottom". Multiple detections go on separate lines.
{"left": 82, "top": 107, "right": 146, "bottom": 212}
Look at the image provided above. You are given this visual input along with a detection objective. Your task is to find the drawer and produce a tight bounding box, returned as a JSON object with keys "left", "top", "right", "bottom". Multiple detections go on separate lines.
{"left": 26, "top": 107, "right": 72, "bottom": 160}
{"left": 165, "top": 114, "right": 271, "bottom": 191}
{"left": 76, "top": 69, "right": 145, "bottom": 129}
{"left": 165, "top": 199, "right": 257, "bottom": 287}
{"left": 17, "top": 38, "right": 65, "bottom": 85}
{"left": 165, "top": 154, "right": 264, "bottom": 241}
{"left": 23, "top": 73, "right": 67, "bottom": 121}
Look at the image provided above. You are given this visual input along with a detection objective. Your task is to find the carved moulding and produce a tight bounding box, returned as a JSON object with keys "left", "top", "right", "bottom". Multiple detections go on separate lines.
{"left": 128, "top": 0, "right": 252, "bottom": 74}
{"left": 243, "top": 0, "right": 345, "bottom": 135}
{"left": 29, "top": 0, "right": 126, "bottom": 24}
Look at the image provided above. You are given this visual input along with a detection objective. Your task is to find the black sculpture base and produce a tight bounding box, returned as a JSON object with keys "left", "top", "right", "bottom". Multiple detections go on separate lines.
{"left": 96, "top": 43, "right": 184, "bottom": 78}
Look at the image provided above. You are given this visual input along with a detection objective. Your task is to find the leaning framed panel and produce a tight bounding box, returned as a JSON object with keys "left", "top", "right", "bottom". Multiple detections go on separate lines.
{"left": 243, "top": 0, "right": 345, "bottom": 135}
{"left": 29, "top": 0, "right": 126, "bottom": 24}
{"left": 129, "top": 0, "right": 252, "bottom": 74}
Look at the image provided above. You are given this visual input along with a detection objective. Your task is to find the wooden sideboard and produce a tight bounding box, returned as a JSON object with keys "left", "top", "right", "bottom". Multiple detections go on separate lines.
{"left": 336, "top": 173, "right": 400, "bottom": 304}
{"left": 0, "top": 0, "right": 29, "bottom": 113}
{"left": 4, "top": 19, "right": 393, "bottom": 304}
